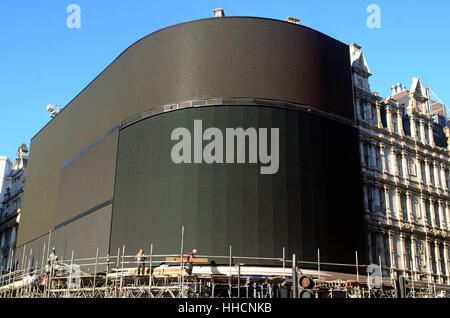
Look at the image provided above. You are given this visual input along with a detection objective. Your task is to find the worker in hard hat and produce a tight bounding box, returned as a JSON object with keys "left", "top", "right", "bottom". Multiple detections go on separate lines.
{"left": 186, "top": 249, "right": 197, "bottom": 275}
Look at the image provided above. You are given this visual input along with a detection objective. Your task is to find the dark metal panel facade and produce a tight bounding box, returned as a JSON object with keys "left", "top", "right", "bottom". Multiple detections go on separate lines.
{"left": 16, "top": 17, "right": 358, "bottom": 265}
{"left": 55, "top": 129, "right": 118, "bottom": 226}
{"left": 14, "top": 205, "right": 112, "bottom": 271}
{"left": 110, "top": 105, "right": 366, "bottom": 265}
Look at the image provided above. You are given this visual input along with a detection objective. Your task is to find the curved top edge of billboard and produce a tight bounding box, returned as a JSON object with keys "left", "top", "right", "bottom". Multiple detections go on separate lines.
{"left": 31, "top": 16, "right": 355, "bottom": 141}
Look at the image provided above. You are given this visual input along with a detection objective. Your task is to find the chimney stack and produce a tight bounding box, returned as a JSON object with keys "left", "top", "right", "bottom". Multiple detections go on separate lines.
{"left": 214, "top": 8, "right": 225, "bottom": 17}
{"left": 391, "top": 85, "right": 397, "bottom": 96}
{"left": 286, "top": 16, "right": 300, "bottom": 24}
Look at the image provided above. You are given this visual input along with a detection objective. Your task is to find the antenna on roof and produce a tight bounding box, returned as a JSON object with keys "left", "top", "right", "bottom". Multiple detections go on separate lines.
{"left": 426, "top": 86, "right": 449, "bottom": 127}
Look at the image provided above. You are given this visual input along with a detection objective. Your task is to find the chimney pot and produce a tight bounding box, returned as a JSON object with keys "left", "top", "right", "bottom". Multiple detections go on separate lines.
{"left": 286, "top": 16, "right": 300, "bottom": 24}
{"left": 391, "top": 85, "right": 397, "bottom": 95}
{"left": 214, "top": 8, "right": 225, "bottom": 17}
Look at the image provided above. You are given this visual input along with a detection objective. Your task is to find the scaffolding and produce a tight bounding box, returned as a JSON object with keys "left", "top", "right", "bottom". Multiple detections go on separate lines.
{"left": 1, "top": 243, "right": 448, "bottom": 298}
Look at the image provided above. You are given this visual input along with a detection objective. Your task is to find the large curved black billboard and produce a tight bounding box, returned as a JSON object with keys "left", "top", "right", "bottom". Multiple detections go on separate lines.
{"left": 15, "top": 16, "right": 365, "bottom": 269}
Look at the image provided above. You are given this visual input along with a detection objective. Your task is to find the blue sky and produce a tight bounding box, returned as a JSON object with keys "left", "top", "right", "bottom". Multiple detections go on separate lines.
{"left": 0, "top": 0, "right": 449, "bottom": 160}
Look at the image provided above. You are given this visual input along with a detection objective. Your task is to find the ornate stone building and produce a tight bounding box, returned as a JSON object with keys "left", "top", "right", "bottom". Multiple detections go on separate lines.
{"left": 0, "top": 144, "right": 28, "bottom": 273}
{"left": 350, "top": 43, "right": 450, "bottom": 285}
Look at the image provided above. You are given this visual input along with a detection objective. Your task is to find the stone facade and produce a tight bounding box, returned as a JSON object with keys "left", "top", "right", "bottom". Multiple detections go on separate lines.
{"left": 0, "top": 144, "right": 28, "bottom": 273}
{"left": 351, "top": 43, "right": 450, "bottom": 285}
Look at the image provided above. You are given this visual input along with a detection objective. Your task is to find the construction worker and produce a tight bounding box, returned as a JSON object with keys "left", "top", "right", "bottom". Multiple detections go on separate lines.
{"left": 186, "top": 249, "right": 197, "bottom": 275}
{"left": 46, "top": 247, "right": 58, "bottom": 277}
{"left": 135, "top": 248, "right": 146, "bottom": 275}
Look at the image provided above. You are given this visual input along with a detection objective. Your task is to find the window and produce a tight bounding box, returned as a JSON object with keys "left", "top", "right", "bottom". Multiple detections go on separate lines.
{"left": 430, "top": 165, "right": 435, "bottom": 186}
{"left": 394, "top": 236, "right": 402, "bottom": 268}
{"left": 408, "top": 160, "right": 417, "bottom": 177}
{"left": 405, "top": 239, "right": 412, "bottom": 270}
{"left": 384, "top": 149, "right": 390, "bottom": 173}
{"left": 413, "top": 200, "right": 421, "bottom": 219}
{"left": 416, "top": 122, "right": 421, "bottom": 140}
{"left": 397, "top": 155, "right": 403, "bottom": 177}
{"left": 437, "top": 166, "right": 442, "bottom": 188}
{"left": 415, "top": 240, "right": 425, "bottom": 271}
{"left": 392, "top": 116, "right": 398, "bottom": 133}
{"left": 371, "top": 104, "right": 377, "bottom": 123}
{"left": 379, "top": 187, "right": 386, "bottom": 213}
{"left": 368, "top": 187, "right": 374, "bottom": 213}
{"left": 431, "top": 243, "right": 437, "bottom": 274}
{"left": 440, "top": 246, "right": 446, "bottom": 276}
{"left": 401, "top": 194, "right": 408, "bottom": 221}
{"left": 426, "top": 200, "right": 432, "bottom": 226}
{"left": 375, "top": 146, "right": 381, "bottom": 170}
{"left": 421, "top": 161, "right": 427, "bottom": 183}
{"left": 371, "top": 232, "right": 378, "bottom": 264}
{"left": 384, "top": 236, "right": 391, "bottom": 267}
{"left": 360, "top": 102, "right": 366, "bottom": 120}
{"left": 446, "top": 169, "right": 450, "bottom": 190}
{"left": 443, "top": 203, "right": 448, "bottom": 228}
{"left": 363, "top": 143, "right": 370, "bottom": 167}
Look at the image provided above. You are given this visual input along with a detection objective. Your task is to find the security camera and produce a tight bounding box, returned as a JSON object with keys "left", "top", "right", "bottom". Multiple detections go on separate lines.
{"left": 46, "top": 104, "right": 61, "bottom": 118}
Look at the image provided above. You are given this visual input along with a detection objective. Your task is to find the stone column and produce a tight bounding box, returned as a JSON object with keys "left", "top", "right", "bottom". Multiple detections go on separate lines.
{"left": 380, "top": 145, "right": 387, "bottom": 172}
{"left": 374, "top": 185, "right": 381, "bottom": 215}
{"left": 433, "top": 161, "right": 441, "bottom": 188}
{"left": 9, "top": 227, "right": 16, "bottom": 248}
{"left": 434, "top": 241, "right": 441, "bottom": 281}
{"left": 410, "top": 236, "right": 418, "bottom": 279}
{"left": 362, "top": 183, "right": 370, "bottom": 214}
{"left": 419, "top": 119, "right": 427, "bottom": 144}
{"left": 416, "top": 156, "right": 423, "bottom": 184}
{"left": 428, "top": 122, "right": 435, "bottom": 147}
{"left": 0, "top": 232, "right": 5, "bottom": 249}
{"left": 400, "top": 234, "right": 408, "bottom": 274}
{"left": 359, "top": 141, "right": 365, "bottom": 166}
{"left": 395, "top": 188, "right": 402, "bottom": 220}
{"left": 440, "top": 163, "right": 447, "bottom": 191}
{"left": 377, "top": 232, "right": 386, "bottom": 266}
{"left": 401, "top": 151, "right": 409, "bottom": 180}
{"left": 445, "top": 202, "right": 450, "bottom": 231}
{"left": 376, "top": 102, "right": 383, "bottom": 129}
{"left": 385, "top": 104, "right": 393, "bottom": 131}
{"left": 425, "top": 240, "right": 433, "bottom": 278}
{"left": 443, "top": 242, "right": 450, "bottom": 281}
{"left": 388, "top": 231, "right": 395, "bottom": 278}
{"left": 384, "top": 185, "right": 391, "bottom": 219}
{"left": 424, "top": 159, "right": 431, "bottom": 185}
{"left": 371, "top": 144, "right": 377, "bottom": 169}
{"left": 420, "top": 195, "right": 427, "bottom": 226}
{"left": 390, "top": 147, "right": 397, "bottom": 176}
{"left": 406, "top": 191, "right": 413, "bottom": 222}
{"left": 438, "top": 200, "right": 445, "bottom": 230}
{"left": 430, "top": 198, "right": 436, "bottom": 228}
{"left": 355, "top": 99, "right": 361, "bottom": 119}
{"left": 410, "top": 116, "right": 417, "bottom": 140}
